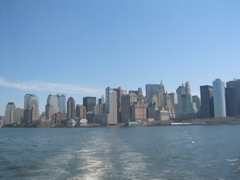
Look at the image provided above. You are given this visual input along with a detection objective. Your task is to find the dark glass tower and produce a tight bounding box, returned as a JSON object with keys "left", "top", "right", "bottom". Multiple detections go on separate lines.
{"left": 200, "top": 85, "right": 214, "bottom": 118}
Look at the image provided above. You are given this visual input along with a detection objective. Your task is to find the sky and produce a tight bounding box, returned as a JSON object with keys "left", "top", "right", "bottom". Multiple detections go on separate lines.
{"left": 0, "top": 0, "right": 240, "bottom": 115}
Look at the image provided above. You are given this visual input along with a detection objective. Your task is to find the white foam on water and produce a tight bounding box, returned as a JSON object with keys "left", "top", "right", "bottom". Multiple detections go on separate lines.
{"left": 226, "top": 158, "right": 239, "bottom": 162}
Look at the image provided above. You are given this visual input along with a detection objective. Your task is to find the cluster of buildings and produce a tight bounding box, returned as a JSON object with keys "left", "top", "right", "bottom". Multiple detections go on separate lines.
{"left": 1, "top": 78, "right": 240, "bottom": 127}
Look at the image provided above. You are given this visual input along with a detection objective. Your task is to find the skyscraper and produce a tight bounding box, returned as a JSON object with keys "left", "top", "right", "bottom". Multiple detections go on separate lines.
{"left": 113, "top": 87, "right": 125, "bottom": 123}
{"left": 121, "top": 93, "right": 138, "bottom": 123}
{"left": 67, "top": 97, "right": 76, "bottom": 119}
{"left": 83, "top": 97, "right": 96, "bottom": 112}
{"left": 225, "top": 87, "right": 237, "bottom": 117}
{"left": 146, "top": 84, "right": 160, "bottom": 102}
{"left": 200, "top": 85, "right": 214, "bottom": 118}
{"left": 5, "top": 102, "right": 16, "bottom": 124}
{"left": 58, "top": 94, "right": 66, "bottom": 117}
{"left": 105, "top": 87, "right": 117, "bottom": 125}
{"left": 175, "top": 82, "right": 198, "bottom": 119}
{"left": 45, "top": 94, "right": 59, "bottom": 119}
{"left": 213, "top": 79, "right": 226, "bottom": 118}
{"left": 24, "top": 94, "right": 39, "bottom": 110}
{"left": 226, "top": 79, "right": 240, "bottom": 115}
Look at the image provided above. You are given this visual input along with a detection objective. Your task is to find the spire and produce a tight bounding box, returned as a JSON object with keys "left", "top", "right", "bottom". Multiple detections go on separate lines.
{"left": 160, "top": 80, "right": 164, "bottom": 87}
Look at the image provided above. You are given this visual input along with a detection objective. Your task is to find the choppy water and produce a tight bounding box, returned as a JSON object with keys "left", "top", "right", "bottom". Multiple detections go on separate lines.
{"left": 0, "top": 125, "right": 240, "bottom": 180}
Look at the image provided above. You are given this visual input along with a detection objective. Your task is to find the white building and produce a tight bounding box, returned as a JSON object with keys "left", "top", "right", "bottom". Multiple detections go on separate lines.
{"left": 5, "top": 102, "right": 16, "bottom": 124}
{"left": 105, "top": 87, "right": 117, "bottom": 125}
{"left": 45, "top": 94, "right": 59, "bottom": 119}
{"left": 213, "top": 79, "right": 226, "bottom": 118}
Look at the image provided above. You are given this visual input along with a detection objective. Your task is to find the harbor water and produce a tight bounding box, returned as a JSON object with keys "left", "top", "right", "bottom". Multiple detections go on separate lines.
{"left": 0, "top": 125, "right": 240, "bottom": 179}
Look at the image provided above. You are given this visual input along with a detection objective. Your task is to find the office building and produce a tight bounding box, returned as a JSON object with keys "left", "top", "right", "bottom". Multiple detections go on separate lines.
{"left": 5, "top": 102, "right": 16, "bottom": 124}
{"left": 67, "top": 97, "right": 76, "bottom": 119}
{"left": 175, "top": 82, "right": 198, "bottom": 119}
{"left": 83, "top": 97, "right": 96, "bottom": 112}
{"left": 225, "top": 87, "right": 237, "bottom": 117}
{"left": 45, "top": 94, "right": 59, "bottom": 120}
{"left": 76, "top": 105, "right": 86, "bottom": 119}
{"left": 200, "top": 85, "right": 214, "bottom": 118}
{"left": 11, "top": 108, "right": 24, "bottom": 124}
{"left": 213, "top": 79, "right": 226, "bottom": 118}
{"left": 226, "top": 79, "right": 240, "bottom": 115}
{"left": 146, "top": 84, "right": 160, "bottom": 102}
{"left": 121, "top": 93, "right": 138, "bottom": 123}
{"left": 57, "top": 94, "right": 66, "bottom": 117}
{"left": 105, "top": 87, "right": 117, "bottom": 125}
{"left": 24, "top": 94, "right": 39, "bottom": 110}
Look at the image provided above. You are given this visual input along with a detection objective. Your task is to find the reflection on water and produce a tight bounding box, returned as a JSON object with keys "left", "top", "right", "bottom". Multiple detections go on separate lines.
{"left": 0, "top": 125, "right": 240, "bottom": 179}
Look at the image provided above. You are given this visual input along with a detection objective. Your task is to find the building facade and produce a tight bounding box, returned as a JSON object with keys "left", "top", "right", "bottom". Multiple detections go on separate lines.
{"left": 213, "top": 79, "right": 226, "bottom": 118}
{"left": 5, "top": 102, "right": 16, "bottom": 124}
{"left": 226, "top": 79, "right": 240, "bottom": 115}
{"left": 83, "top": 97, "right": 96, "bottom": 112}
{"left": 45, "top": 94, "right": 59, "bottom": 120}
{"left": 200, "top": 85, "right": 214, "bottom": 118}
{"left": 67, "top": 97, "right": 76, "bottom": 119}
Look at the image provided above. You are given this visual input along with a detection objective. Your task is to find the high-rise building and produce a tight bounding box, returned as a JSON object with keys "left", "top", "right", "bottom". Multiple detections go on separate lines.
{"left": 76, "top": 105, "right": 86, "bottom": 119}
{"left": 213, "top": 79, "right": 226, "bottom": 118}
{"left": 200, "top": 85, "right": 214, "bottom": 118}
{"left": 175, "top": 82, "right": 198, "bottom": 119}
{"left": 105, "top": 87, "right": 117, "bottom": 125}
{"left": 226, "top": 79, "right": 240, "bottom": 115}
{"left": 57, "top": 94, "right": 66, "bottom": 117}
{"left": 5, "top": 102, "right": 16, "bottom": 124}
{"left": 225, "top": 87, "right": 237, "bottom": 117}
{"left": 11, "top": 108, "right": 24, "bottom": 124}
{"left": 45, "top": 94, "right": 59, "bottom": 120}
{"left": 157, "top": 81, "right": 165, "bottom": 107}
{"left": 121, "top": 93, "right": 138, "bottom": 123}
{"left": 67, "top": 97, "right": 76, "bottom": 119}
{"left": 83, "top": 97, "right": 96, "bottom": 112}
{"left": 192, "top": 95, "right": 201, "bottom": 111}
{"left": 24, "top": 94, "right": 39, "bottom": 110}
{"left": 113, "top": 87, "right": 126, "bottom": 123}
{"left": 146, "top": 84, "right": 160, "bottom": 102}
{"left": 23, "top": 107, "right": 38, "bottom": 125}
{"left": 24, "top": 94, "right": 39, "bottom": 118}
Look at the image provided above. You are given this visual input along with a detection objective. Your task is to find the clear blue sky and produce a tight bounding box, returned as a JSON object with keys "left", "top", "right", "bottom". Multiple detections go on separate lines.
{"left": 0, "top": 0, "right": 240, "bottom": 115}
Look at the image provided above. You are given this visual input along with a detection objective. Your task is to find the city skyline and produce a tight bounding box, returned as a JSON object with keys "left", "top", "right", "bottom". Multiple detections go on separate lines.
{"left": 1, "top": 1, "right": 240, "bottom": 115}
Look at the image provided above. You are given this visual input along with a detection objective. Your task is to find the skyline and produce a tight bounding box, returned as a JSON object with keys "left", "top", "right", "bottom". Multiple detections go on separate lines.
{"left": 1, "top": 1, "right": 240, "bottom": 115}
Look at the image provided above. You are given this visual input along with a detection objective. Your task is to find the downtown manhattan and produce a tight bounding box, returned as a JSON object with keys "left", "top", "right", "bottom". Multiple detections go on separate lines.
{"left": 1, "top": 78, "right": 240, "bottom": 127}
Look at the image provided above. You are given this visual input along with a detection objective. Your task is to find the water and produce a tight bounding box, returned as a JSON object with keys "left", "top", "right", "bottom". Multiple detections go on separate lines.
{"left": 0, "top": 125, "right": 240, "bottom": 180}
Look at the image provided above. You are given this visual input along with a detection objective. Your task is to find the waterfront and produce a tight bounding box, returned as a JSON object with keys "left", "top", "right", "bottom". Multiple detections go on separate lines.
{"left": 0, "top": 125, "right": 240, "bottom": 179}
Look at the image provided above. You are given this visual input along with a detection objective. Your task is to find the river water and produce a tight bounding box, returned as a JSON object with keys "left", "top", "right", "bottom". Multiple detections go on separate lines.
{"left": 0, "top": 125, "right": 240, "bottom": 180}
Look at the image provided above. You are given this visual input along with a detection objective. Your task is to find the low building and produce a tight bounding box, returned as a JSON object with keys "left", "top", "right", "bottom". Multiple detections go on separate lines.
{"left": 67, "top": 119, "right": 76, "bottom": 127}
{"left": 80, "top": 119, "right": 88, "bottom": 126}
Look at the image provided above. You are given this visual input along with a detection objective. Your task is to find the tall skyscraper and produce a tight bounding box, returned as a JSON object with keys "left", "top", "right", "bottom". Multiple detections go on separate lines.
{"left": 200, "top": 85, "right": 214, "bottom": 118}
{"left": 67, "top": 97, "right": 76, "bottom": 119}
{"left": 175, "top": 82, "right": 198, "bottom": 119}
{"left": 45, "top": 94, "right": 59, "bottom": 119}
{"left": 105, "top": 87, "right": 117, "bottom": 125}
{"left": 57, "top": 94, "right": 66, "bottom": 117}
{"left": 213, "top": 79, "right": 226, "bottom": 118}
{"left": 225, "top": 87, "right": 237, "bottom": 117}
{"left": 226, "top": 79, "right": 240, "bottom": 115}
{"left": 83, "top": 97, "right": 96, "bottom": 112}
{"left": 146, "top": 84, "right": 160, "bottom": 102}
{"left": 121, "top": 93, "right": 138, "bottom": 123}
{"left": 24, "top": 94, "right": 39, "bottom": 110}
{"left": 5, "top": 102, "right": 16, "bottom": 124}
{"left": 157, "top": 81, "right": 165, "bottom": 107}
{"left": 113, "top": 87, "right": 125, "bottom": 123}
